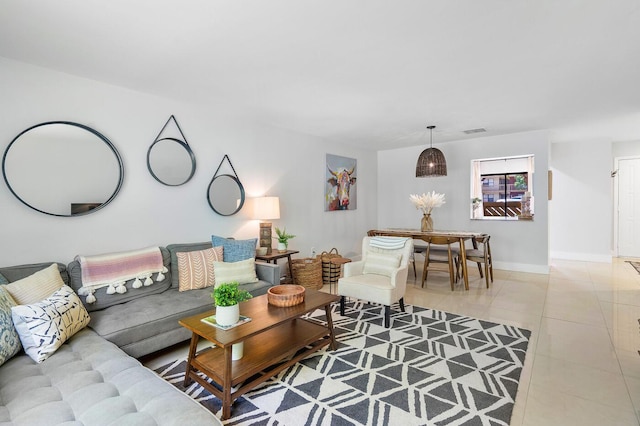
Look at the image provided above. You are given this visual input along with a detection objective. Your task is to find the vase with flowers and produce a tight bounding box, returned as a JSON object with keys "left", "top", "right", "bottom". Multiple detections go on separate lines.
{"left": 410, "top": 191, "right": 446, "bottom": 232}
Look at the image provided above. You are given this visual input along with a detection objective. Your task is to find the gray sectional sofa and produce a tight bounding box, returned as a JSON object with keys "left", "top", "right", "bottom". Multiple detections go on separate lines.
{"left": 67, "top": 242, "right": 279, "bottom": 358}
{"left": 0, "top": 242, "right": 280, "bottom": 425}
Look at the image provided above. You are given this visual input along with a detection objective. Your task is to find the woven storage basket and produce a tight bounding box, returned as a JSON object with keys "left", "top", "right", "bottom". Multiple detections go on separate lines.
{"left": 320, "top": 248, "right": 343, "bottom": 285}
{"left": 291, "top": 257, "right": 323, "bottom": 289}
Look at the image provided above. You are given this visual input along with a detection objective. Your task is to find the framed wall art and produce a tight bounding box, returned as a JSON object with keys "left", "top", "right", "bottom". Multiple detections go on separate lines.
{"left": 325, "top": 154, "right": 357, "bottom": 211}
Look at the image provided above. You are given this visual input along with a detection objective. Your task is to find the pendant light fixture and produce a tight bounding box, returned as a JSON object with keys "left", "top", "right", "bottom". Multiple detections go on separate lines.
{"left": 416, "top": 125, "right": 447, "bottom": 177}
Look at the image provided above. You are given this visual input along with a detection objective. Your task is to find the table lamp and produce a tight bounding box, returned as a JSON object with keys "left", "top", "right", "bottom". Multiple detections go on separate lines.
{"left": 253, "top": 196, "right": 280, "bottom": 254}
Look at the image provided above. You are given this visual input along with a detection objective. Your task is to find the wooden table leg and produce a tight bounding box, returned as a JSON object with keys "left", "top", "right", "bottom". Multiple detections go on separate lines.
{"left": 183, "top": 333, "right": 199, "bottom": 386}
{"left": 459, "top": 238, "right": 469, "bottom": 290}
{"left": 221, "top": 345, "right": 233, "bottom": 420}
{"left": 324, "top": 304, "right": 337, "bottom": 350}
{"left": 286, "top": 255, "right": 294, "bottom": 283}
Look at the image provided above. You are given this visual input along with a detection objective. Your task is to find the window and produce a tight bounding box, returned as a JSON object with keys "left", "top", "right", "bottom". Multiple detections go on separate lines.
{"left": 471, "top": 155, "right": 534, "bottom": 220}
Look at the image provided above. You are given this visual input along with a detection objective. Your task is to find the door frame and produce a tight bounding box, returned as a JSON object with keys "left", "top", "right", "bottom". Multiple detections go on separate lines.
{"left": 613, "top": 155, "right": 640, "bottom": 257}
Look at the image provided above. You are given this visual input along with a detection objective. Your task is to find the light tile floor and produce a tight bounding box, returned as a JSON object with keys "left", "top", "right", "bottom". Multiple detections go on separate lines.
{"left": 403, "top": 258, "right": 640, "bottom": 426}
{"left": 144, "top": 258, "right": 640, "bottom": 425}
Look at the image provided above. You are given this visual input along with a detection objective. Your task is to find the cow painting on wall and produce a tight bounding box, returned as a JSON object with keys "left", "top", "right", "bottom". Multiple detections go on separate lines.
{"left": 325, "top": 154, "right": 357, "bottom": 211}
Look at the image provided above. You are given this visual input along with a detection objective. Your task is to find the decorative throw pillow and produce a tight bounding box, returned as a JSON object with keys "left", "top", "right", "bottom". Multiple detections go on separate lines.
{"left": 363, "top": 252, "right": 402, "bottom": 277}
{"left": 0, "top": 272, "right": 8, "bottom": 284}
{"left": 5, "top": 263, "right": 65, "bottom": 305}
{"left": 211, "top": 235, "right": 257, "bottom": 262}
{"left": 166, "top": 242, "right": 213, "bottom": 288}
{"left": 213, "top": 258, "right": 259, "bottom": 286}
{"left": 177, "top": 246, "right": 224, "bottom": 292}
{"left": 0, "top": 287, "right": 21, "bottom": 366}
{"left": 12, "top": 285, "right": 90, "bottom": 363}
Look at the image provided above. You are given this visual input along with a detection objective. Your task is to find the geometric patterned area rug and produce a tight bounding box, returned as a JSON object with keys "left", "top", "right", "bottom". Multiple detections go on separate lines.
{"left": 626, "top": 261, "right": 640, "bottom": 275}
{"left": 155, "top": 301, "right": 531, "bottom": 425}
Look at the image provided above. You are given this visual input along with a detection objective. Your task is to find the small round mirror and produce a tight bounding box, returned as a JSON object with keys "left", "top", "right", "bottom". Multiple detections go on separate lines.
{"left": 2, "top": 121, "right": 124, "bottom": 217}
{"left": 147, "top": 137, "right": 195, "bottom": 186}
{"left": 207, "top": 174, "right": 245, "bottom": 216}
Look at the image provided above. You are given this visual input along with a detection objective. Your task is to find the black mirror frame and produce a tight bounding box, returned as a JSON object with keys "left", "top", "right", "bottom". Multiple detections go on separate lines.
{"left": 2, "top": 121, "right": 125, "bottom": 217}
{"left": 146, "top": 137, "right": 196, "bottom": 186}
{"left": 207, "top": 155, "right": 245, "bottom": 216}
{"left": 147, "top": 115, "right": 196, "bottom": 187}
{"left": 207, "top": 174, "right": 245, "bottom": 216}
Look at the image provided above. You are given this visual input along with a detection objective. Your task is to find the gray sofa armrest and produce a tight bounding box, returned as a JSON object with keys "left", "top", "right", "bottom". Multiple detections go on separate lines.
{"left": 255, "top": 262, "right": 280, "bottom": 286}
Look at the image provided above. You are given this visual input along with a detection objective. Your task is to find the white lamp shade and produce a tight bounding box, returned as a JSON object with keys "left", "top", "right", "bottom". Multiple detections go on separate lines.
{"left": 253, "top": 196, "right": 280, "bottom": 220}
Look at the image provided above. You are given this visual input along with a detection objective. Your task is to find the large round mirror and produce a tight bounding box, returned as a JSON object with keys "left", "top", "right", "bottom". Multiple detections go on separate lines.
{"left": 207, "top": 174, "right": 245, "bottom": 216}
{"left": 2, "top": 121, "right": 124, "bottom": 217}
{"left": 147, "top": 137, "right": 195, "bottom": 186}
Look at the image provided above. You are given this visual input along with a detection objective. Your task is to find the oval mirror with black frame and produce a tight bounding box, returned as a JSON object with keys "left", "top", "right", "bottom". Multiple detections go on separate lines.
{"left": 2, "top": 121, "right": 124, "bottom": 217}
{"left": 207, "top": 174, "right": 245, "bottom": 216}
{"left": 147, "top": 137, "right": 196, "bottom": 186}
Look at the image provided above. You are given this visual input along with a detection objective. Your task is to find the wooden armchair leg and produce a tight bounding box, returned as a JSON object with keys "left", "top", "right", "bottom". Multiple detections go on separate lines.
{"left": 399, "top": 297, "right": 405, "bottom": 312}
{"left": 340, "top": 296, "right": 346, "bottom": 316}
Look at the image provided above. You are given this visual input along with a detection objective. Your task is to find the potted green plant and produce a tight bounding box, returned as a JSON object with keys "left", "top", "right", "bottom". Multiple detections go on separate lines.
{"left": 274, "top": 227, "right": 295, "bottom": 252}
{"left": 211, "top": 282, "right": 252, "bottom": 326}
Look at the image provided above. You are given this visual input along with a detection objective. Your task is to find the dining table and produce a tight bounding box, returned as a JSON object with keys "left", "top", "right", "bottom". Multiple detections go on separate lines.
{"left": 367, "top": 228, "right": 485, "bottom": 290}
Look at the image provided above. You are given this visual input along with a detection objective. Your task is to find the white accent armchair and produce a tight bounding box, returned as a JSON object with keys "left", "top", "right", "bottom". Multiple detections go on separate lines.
{"left": 338, "top": 236, "right": 414, "bottom": 328}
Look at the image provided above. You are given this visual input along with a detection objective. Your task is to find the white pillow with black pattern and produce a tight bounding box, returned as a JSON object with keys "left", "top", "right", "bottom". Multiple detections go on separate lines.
{"left": 11, "top": 285, "right": 90, "bottom": 363}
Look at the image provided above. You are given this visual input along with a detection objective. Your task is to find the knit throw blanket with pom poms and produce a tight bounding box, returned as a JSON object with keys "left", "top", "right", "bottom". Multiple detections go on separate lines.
{"left": 76, "top": 246, "right": 167, "bottom": 304}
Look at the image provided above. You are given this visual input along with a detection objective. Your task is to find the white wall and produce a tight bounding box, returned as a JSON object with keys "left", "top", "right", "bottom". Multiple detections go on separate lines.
{"left": 549, "top": 140, "right": 613, "bottom": 262}
{"left": 378, "top": 131, "right": 550, "bottom": 273}
{"left": 613, "top": 140, "right": 640, "bottom": 158}
{"left": 0, "top": 58, "right": 377, "bottom": 266}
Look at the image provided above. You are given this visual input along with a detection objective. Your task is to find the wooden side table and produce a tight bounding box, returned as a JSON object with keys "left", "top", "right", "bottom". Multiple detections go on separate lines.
{"left": 255, "top": 250, "right": 299, "bottom": 283}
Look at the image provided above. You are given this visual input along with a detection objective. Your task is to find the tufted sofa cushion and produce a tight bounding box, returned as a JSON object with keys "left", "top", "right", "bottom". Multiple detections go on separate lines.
{"left": 0, "top": 328, "right": 219, "bottom": 425}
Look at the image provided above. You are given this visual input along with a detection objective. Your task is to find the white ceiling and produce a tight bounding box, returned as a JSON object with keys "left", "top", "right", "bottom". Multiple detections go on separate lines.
{"left": 1, "top": 0, "right": 640, "bottom": 150}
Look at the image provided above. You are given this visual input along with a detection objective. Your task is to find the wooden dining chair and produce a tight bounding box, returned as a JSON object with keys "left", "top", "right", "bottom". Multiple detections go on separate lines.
{"left": 459, "top": 234, "right": 493, "bottom": 288}
{"left": 411, "top": 241, "right": 428, "bottom": 278}
{"left": 421, "top": 236, "right": 460, "bottom": 291}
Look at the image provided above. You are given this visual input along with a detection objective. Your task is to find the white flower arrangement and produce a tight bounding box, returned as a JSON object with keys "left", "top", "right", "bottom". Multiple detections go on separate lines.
{"left": 409, "top": 191, "right": 446, "bottom": 215}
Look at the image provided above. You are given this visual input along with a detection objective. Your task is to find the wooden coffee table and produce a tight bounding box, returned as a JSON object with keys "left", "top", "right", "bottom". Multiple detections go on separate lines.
{"left": 178, "top": 290, "right": 340, "bottom": 420}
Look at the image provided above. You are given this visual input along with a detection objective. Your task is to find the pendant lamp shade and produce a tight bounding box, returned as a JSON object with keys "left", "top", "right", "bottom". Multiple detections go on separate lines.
{"left": 416, "top": 125, "right": 447, "bottom": 177}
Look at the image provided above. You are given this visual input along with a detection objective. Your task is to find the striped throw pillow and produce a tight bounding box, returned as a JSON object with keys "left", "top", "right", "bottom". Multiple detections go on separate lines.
{"left": 213, "top": 258, "right": 259, "bottom": 286}
{"left": 177, "top": 247, "right": 224, "bottom": 292}
{"left": 5, "top": 263, "right": 64, "bottom": 305}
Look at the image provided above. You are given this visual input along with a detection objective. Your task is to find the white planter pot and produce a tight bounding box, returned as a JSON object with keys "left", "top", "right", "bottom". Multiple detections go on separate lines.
{"left": 277, "top": 242, "right": 287, "bottom": 252}
{"left": 232, "top": 342, "right": 244, "bottom": 360}
{"left": 216, "top": 304, "right": 239, "bottom": 326}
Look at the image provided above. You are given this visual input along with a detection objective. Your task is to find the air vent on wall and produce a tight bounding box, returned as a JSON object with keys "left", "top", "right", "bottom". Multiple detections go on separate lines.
{"left": 463, "top": 128, "right": 487, "bottom": 134}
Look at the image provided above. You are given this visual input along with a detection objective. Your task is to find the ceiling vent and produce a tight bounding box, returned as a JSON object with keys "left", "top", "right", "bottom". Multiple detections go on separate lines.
{"left": 463, "top": 128, "right": 487, "bottom": 134}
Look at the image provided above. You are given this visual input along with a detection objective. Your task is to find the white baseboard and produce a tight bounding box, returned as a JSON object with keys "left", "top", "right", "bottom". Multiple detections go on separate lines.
{"left": 550, "top": 251, "right": 613, "bottom": 263}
